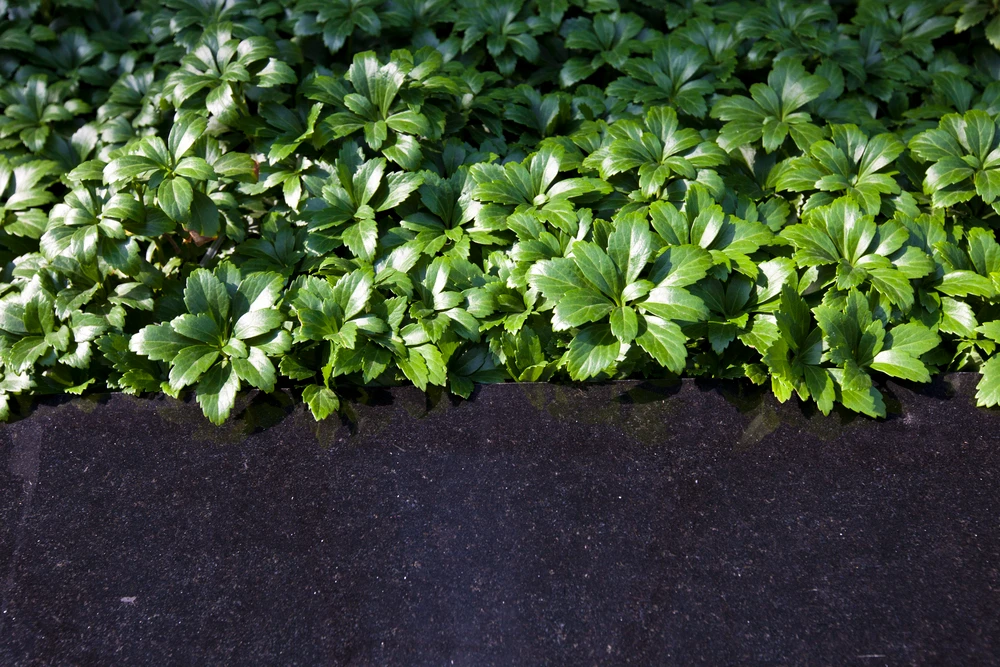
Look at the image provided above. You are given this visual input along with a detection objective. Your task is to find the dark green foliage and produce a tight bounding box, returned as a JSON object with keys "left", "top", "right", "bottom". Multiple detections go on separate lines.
{"left": 3, "top": 0, "right": 1000, "bottom": 423}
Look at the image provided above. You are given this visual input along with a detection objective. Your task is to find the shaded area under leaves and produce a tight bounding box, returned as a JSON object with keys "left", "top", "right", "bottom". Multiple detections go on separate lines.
{"left": 1, "top": 375, "right": 998, "bottom": 664}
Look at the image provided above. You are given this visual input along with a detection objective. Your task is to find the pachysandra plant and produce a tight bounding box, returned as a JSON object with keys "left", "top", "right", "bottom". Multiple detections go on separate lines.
{"left": 908, "top": 109, "right": 1000, "bottom": 211}
{"left": 305, "top": 49, "right": 447, "bottom": 170}
{"left": 103, "top": 113, "right": 221, "bottom": 238}
{"left": 291, "top": 0, "right": 384, "bottom": 54}
{"left": 529, "top": 212, "right": 712, "bottom": 379}
{"left": 163, "top": 26, "right": 295, "bottom": 125}
{"left": 645, "top": 183, "right": 773, "bottom": 279}
{"left": 559, "top": 11, "right": 649, "bottom": 87}
{"left": 396, "top": 169, "right": 488, "bottom": 260}
{"left": 772, "top": 124, "right": 905, "bottom": 215}
{"left": 780, "top": 197, "right": 934, "bottom": 311}
{"left": 454, "top": 0, "right": 544, "bottom": 77}
{"left": 286, "top": 268, "right": 394, "bottom": 420}
{"left": 129, "top": 264, "right": 291, "bottom": 424}
{"left": 585, "top": 106, "right": 728, "bottom": 200}
{"left": 0, "top": 156, "right": 58, "bottom": 239}
{"left": 300, "top": 140, "right": 423, "bottom": 259}
{"left": 0, "top": 75, "right": 92, "bottom": 153}
{"left": 606, "top": 39, "right": 717, "bottom": 118}
{"left": 711, "top": 58, "right": 829, "bottom": 153}
{"left": 0, "top": 274, "right": 108, "bottom": 396}
{"left": 470, "top": 144, "right": 611, "bottom": 233}
{"left": 4, "top": 0, "right": 1000, "bottom": 425}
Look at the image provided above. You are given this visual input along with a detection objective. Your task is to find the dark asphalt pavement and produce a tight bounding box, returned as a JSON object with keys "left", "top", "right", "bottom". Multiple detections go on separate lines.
{"left": 1, "top": 376, "right": 998, "bottom": 665}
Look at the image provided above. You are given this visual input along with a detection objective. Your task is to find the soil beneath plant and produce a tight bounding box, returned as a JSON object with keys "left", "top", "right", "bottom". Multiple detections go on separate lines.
{"left": 1, "top": 376, "right": 998, "bottom": 664}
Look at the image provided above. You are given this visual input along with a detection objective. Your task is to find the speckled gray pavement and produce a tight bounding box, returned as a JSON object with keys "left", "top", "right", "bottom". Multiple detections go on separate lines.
{"left": 1, "top": 376, "right": 998, "bottom": 664}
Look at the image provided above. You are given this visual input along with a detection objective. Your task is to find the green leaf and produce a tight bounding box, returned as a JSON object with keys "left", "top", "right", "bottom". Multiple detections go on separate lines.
{"left": 941, "top": 297, "right": 977, "bottom": 338}
{"left": 607, "top": 215, "right": 653, "bottom": 284}
{"left": 636, "top": 315, "right": 687, "bottom": 374}
{"left": 884, "top": 322, "right": 939, "bottom": 358}
{"left": 343, "top": 218, "right": 378, "bottom": 260}
{"left": 6, "top": 337, "right": 49, "bottom": 373}
{"left": 196, "top": 362, "right": 241, "bottom": 425}
{"left": 379, "top": 172, "right": 423, "bottom": 211}
{"left": 978, "top": 321, "right": 1000, "bottom": 343}
{"left": 206, "top": 84, "right": 238, "bottom": 120}
{"left": 648, "top": 245, "right": 713, "bottom": 287}
{"left": 233, "top": 309, "right": 284, "bottom": 340}
{"left": 987, "top": 16, "right": 1000, "bottom": 49}
{"left": 185, "top": 269, "right": 230, "bottom": 323}
{"left": 870, "top": 349, "right": 930, "bottom": 383}
{"left": 189, "top": 191, "right": 220, "bottom": 238}
{"left": 975, "top": 169, "right": 1000, "bottom": 203}
{"left": 937, "top": 271, "right": 995, "bottom": 298}
{"left": 168, "top": 345, "right": 220, "bottom": 391}
{"left": 710, "top": 60, "right": 826, "bottom": 153}
{"left": 610, "top": 306, "right": 639, "bottom": 344}
{"left": 833, "top": 367, "right": 886, "bottom": 418}
{"left": 976, "top": 356, "right": 1000, "bottom": 408}
{"left": 257, "top": 59, "right": 296, "bottom": 88}
{"left": 172, "top": 313, "right": 222, "bottom": 345}
{"left": 175, "top": 157, "right": 215, "bottom": 180}
{"left": 168, "top": 114, "right": 208, "bottom": 159}
{"left": 571, "top": 242, "right": 622, "bottom": 300}
{"left": 235, "top": 272, "right": 284, "bottom": 316}
{"left": 552, "top": 288, "right": 614, "bottom": 330}
{"left": 641, "top": 286, "right": 708, "bottom": 323}
{"left": 528, "top": 258, "right": 586, "bottom": 302}
{"left": 232, "top": 347, "right": 276, "bottom": 391}
{"left": 334, "top": 270, "right": 372, "bottom": 321}
{"left": 158, "top": 177, "right": 194, "bottom": 222}
{"left": 130, "top": 323, "right": 188, "bottom": 362}
{"left": 104, "top": 155, "right": 159, "bottom": 183}
{"left": 214, "top": 153, "right": 257, "bottom": 179}
{"left": 565, "top": 323, "right": 620, "bottom": 380}
{"left": 303, "top": 384, "right": 340, "bottom": 421}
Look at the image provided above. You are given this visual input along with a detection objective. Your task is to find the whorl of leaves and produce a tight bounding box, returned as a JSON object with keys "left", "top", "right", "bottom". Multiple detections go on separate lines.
{"left": 3, "top": 0, "right": 1000, "bottom": 424}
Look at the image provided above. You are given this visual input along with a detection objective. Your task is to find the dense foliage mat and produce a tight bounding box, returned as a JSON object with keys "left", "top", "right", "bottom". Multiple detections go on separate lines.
{"left": 4, "top": 0, "right": 1000, "bottom": 424}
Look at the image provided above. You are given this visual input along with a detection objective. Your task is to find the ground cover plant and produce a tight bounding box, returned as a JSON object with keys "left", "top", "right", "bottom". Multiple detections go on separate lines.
{"left": 3, "top": 0, "right": 1000, "bottom": 424}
